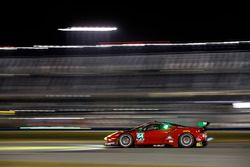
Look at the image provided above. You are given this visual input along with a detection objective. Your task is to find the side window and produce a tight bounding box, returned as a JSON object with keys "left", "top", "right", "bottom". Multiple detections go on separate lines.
{"left": 144, "top": 124, "right": 161, "bottom": 131}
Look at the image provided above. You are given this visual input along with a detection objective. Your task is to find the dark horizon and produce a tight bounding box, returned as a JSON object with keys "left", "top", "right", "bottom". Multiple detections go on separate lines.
{"left": 0, "top": 2, "right": 249, "bottom": 46}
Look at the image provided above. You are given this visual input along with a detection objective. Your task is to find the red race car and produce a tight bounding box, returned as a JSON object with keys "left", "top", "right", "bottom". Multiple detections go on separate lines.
{"left": 104, "top": 121, "right": 213, "bottom": 148}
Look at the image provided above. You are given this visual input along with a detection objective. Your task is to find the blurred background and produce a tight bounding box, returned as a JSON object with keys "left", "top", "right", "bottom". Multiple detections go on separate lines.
{"left": 1, "top": 42, "right": 250, "bottom": 130}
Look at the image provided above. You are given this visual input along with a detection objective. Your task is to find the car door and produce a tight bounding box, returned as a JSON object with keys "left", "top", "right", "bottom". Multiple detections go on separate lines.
{"left": 140, "top": 124, "right": 167, "bottom": 145}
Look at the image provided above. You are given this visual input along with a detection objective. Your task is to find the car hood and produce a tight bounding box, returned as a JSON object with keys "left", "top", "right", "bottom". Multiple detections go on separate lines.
{"left": 106, "top": 131, "right": 125, "bottom": 138}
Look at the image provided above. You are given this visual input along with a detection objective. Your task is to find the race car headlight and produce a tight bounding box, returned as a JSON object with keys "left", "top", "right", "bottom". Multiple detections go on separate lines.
{"left": 109, "top": 138, "right": 117, "bottom": 141}
{"left": 104, "top": 137, "right": 107, "bottom": 140}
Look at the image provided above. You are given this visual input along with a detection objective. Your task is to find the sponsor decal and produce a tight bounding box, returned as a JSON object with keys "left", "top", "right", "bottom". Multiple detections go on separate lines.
{"left": 136, "top": 132, "right": 144, "bottom": 142}
{"left": 196, "top": 142, "right": 203, "bottom": 147}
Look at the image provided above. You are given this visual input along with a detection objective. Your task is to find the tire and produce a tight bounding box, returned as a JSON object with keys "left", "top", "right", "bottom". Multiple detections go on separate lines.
{"left": 179, "top": 133, "right": 195, "bottom": 148}
{"left": 202, "top": 141, "right": 208, "bottom": 147}
{"left": 119, "top": 134, "right": 134, "bottom": 148}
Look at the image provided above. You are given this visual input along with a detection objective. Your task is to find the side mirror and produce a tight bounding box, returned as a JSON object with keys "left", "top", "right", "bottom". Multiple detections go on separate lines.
{"left": 139, "top": 127, "right": 143, "bottom": 132}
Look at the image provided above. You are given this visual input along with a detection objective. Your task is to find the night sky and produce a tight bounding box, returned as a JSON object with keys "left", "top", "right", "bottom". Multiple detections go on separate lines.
{"left": 0, "top": 1, "right": 249, "bottom": 46}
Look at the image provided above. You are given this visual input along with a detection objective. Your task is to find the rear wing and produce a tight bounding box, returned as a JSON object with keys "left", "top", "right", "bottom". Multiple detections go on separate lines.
{"left": 197, "top": 121, "right": 210, "bottom": 128}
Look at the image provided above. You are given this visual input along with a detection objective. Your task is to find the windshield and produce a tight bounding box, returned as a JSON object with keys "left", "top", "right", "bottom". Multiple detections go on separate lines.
{"left": 129, "top": 121, "right": 163, "bottom": 131}
{"left": 128, "top": 122, "right": 150, "bottom": 131}
{"left": 167, "top": 122, "right": 186, "bottom": 127}
{"left": 129, "top": 121, "right": 185, "bottom": 131}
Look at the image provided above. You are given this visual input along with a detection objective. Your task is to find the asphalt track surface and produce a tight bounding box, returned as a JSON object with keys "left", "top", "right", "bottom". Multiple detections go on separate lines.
{"left": 0, "top": 142, "right": 249, "bottom": 167}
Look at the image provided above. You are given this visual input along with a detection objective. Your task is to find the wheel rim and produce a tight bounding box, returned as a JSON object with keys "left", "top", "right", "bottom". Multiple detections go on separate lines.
{"left": 121, "top": 136, "right": 130, "bottom": 146}
{"left": 181, "top": 135, "right": 192, "bottom": 146}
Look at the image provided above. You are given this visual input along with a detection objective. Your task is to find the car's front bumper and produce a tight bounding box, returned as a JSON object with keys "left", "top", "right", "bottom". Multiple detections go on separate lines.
{"left": 104, "top": 142, "right": 118, "bottom": 146}
{"left": 104, "top": 137, "right": 119, "bottom": 146}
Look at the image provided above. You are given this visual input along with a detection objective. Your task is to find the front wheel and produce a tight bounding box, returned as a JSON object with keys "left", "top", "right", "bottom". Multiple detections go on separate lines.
{"left": 119, "top": 134, "right": 134, "bottom": 148}
{"left": 179, "top": 133, "right": 195, "bottom": 148}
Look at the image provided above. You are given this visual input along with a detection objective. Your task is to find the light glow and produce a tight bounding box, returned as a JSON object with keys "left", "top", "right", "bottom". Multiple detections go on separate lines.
{"left": 1, "top": 41, "right": 250, "bottom": 51}
{"left": 113, "top": 108, "right": 159, "bottom": 111}
{"left": 233, "top": 102, "right": 250, "bottom": 108}
{"left": 163, "top": 124, "right": 169, "bottom": 129}
{"left": 58, "top": 27, "right": 118, "bottom": 32}
{"left": 19, "top": 126, "right": 83, "bottom": 130}
{"left": 6, "top": 117, "right": 85, "bottom": 120}
{"left": 0, "top": 110, "right": 16, "bottom": 115}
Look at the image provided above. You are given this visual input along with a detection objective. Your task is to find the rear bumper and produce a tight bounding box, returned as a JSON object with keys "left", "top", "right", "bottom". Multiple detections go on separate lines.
{"left": 196, "top": 136, "right": 213, "bottom": 147}
{"left": 196, "top": 141, "right": 206, "bottom": 147}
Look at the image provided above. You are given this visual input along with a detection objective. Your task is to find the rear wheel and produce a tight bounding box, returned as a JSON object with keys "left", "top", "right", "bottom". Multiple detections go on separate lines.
{"left": 119, "top": 134, "right": 133, "bottom": 148}
{"left": 179, "top": 133, "right": 195, "bottom": 148}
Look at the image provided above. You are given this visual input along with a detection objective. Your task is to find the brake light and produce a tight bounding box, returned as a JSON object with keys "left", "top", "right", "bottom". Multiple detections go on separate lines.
{"left": 202, "top": 133, "right": 207, "bottom": 138}
{"left": 197, "top": 128, "right": 205, "bottom": 133}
